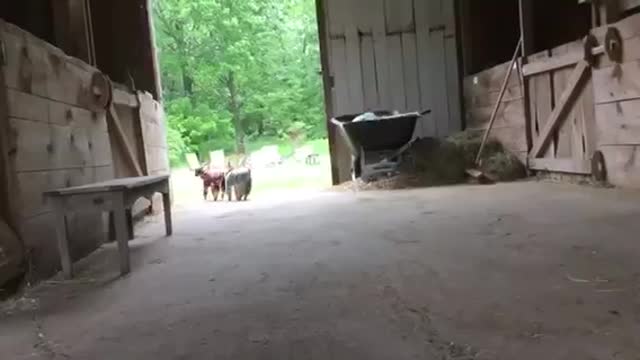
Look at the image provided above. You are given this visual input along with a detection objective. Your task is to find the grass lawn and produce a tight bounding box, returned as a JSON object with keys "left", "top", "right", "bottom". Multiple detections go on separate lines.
{"left": 172, "top": 139, "right": 333, "bottom": 205}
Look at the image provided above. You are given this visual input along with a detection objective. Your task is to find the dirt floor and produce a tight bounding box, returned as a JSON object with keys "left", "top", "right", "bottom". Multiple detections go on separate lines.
{"left": 1, "top": 181, "right": 640, "bottom": 359}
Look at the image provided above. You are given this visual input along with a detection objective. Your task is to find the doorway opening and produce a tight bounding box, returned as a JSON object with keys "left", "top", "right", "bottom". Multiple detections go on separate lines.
{"left": 152, "top": 0, "right": 331, "bottom": 204}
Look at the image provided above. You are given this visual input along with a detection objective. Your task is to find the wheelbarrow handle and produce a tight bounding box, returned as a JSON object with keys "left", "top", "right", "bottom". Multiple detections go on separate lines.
{"left": 420, "top": 109, "right": 432, "bottom": 116}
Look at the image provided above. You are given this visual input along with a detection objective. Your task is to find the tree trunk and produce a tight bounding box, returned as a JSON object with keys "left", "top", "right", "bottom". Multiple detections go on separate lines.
{"left": 181, "top": 64, "right": 194, "bottom": 98}
{"left": 226, "top": 71, "right": 245, "bottom": 154}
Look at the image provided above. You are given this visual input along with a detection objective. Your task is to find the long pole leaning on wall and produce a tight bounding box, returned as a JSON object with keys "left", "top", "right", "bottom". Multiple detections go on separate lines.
{"left": 519, "top": 0, "right": 535, "bottom": 154}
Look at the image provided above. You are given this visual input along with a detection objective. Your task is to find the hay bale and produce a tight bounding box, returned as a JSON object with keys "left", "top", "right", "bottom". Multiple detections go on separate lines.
{"left": 401, "top": 138, "right": 467, "bottom": 186}
{"left": 481, "top": 152, "right": 526, "bottom": 181}
{"left": 447, "top": 131, "right": 503, "bottom": 167}
{"left": 332, "top": 130, "right": 526, "bottom": 192}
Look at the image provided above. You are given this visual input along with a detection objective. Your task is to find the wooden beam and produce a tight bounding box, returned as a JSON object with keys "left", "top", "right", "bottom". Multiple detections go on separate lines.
{"left": 315, "top": 0, "right": 340, "bottom": 185}
{"left": 530, "top": 60, "right": 590, "bottom": 158}
{"left": 112, "top": 88, "right": 139, "bottom": 108}
{"left": 529, "top": 158, "right": 592, "bottom": 174}
{"left": 107, "top": 104, "right": 144, "bottom": 177}
{"left": 0, "top": 35, "right": 20, "bottom": 235}
{"left": 142, "top": 0, "right": 163, "bottom": 100}
{"left": 51, "top": 0, "right": 95, "bottom": 65}
{"left": 523, "top": 46, "right": 604, "bottom": 77}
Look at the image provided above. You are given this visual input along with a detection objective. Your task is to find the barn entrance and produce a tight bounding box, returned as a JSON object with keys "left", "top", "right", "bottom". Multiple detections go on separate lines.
{"left": 152, "top": 0, "right": 333, "bottom": 203}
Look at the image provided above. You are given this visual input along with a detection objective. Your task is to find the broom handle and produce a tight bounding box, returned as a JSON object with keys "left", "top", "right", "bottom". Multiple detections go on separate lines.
{"left": 475, "top": 37, "right": 523, "bottom": 165}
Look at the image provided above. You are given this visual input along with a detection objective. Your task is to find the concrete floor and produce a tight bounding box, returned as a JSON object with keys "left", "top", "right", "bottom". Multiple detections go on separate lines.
{"left": 1, "top": 182, "right": 640, "bottom": 359}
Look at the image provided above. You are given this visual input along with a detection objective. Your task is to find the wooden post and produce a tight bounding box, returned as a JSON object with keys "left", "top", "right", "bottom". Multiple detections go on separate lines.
{"left": 142, "top": 0, "right": 163, "bottom": 100}
{"left": 162, "top": 190, "right": 173, "bottom": 236}
{"left": 316, "top": 0, "right": 340, "bottom": 185}
{"left": 0, "top": 34, "right": 21, "bottom": 241}
{"left": 113, "top": 192, "right": 131, "bottom": 276}
{"left": 52, "top": 200, "right": 73, "bottom": 279}
{"left": 51, "top": 0, "right": 95, "bottom": 65}
{"left": 518, "top": 0, "right": 535, "bottom": 57}
{"left": 519, "top": 0, "right": 535, "bottom": 154}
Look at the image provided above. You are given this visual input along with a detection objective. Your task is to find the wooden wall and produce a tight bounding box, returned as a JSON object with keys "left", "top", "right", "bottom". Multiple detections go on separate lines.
{"left": 109, "top": 88, "right": 170, "bottom": 214}
{"left": 464, "top": 61, "right": 527, "bottom": 161}
{"left": 320, "top": 0, "right": 462, "bottom": 183}
{"left": 464, "top": 13, "right": 640, "bottom": 189}
{"left": 591, "top": 14, "right": 640, "bottom": 188}
{"left": 138, "top": 92, "right": 169, "bottom": 177}
{"left": 0, "top": 19, "right": 115, "bottom": 278}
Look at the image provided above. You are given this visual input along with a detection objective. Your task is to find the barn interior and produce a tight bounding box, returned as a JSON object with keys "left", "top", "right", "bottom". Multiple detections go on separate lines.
{"left": 2, "top": 0, "right": 640, "bottom": 359}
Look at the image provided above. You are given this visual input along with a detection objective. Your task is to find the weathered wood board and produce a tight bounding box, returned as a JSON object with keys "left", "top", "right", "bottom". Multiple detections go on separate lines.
{"left": 466, "top": 99, "right": 526, "bottom": 130}
{"left": 329, "top": 38, "right": 351, "bottom": 115}
{"left": 402, "top": 33, "right": 420, "bottom": 112}
{"left": 360, "top": 36, "right": 379, "bottom": 110}
{"left": 601, "top": 145, "right": 640, "bottom": 189}
{"left": 0, "top": 19, "right": 116, "bottom": 279}
{"left": 385, "top": 0, "right": 414, "bottom": 34}
{"left": 345, "top": 26, "right": 364, "bottom": 112}
{"left": 593, "top": 62, "right": 640, "bottom": 105}
{"left": 138, "top": 92, "right": 170, "bottom": 176}
{"left": 595, "top": 99, "right": 640, "bottom": 145}
{"left": 388, "top": 35, "right": 406, "bottom": 112}
{"left": 551, "top": 43, "right": 575, "bottom": 158}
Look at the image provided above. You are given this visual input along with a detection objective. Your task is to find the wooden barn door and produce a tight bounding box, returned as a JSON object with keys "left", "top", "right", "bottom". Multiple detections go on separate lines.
{"left": 524, "top": 40, "right": 597, "bottom": 175}
{"left": 320, "top": 0, "right": 462, "bottom": 183}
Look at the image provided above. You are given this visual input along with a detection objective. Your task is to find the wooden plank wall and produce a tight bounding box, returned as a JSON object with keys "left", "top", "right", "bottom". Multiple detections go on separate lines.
{"left": 463, "top": 61, "right": 527, "bottom": 161}
{"left": 464, "top": 13, "right": 640, "bottom": 189}
{"left": 324, "top": 0, "right": 462, "bottom": 182}
{"left": 0, "top": 19, "right": 115, "bottom": 278}
{"left": 138, "top": 92, "right": 170, "bottom": 212}
{"left": 138, "top": 91, "right": 169, "bottom": 177}
{"left": 591, "top": 14, "right": 640, "bottom": 188}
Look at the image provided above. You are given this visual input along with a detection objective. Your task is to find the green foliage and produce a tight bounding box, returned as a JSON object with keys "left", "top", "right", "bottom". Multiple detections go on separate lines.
{"left": 153, "top": 0, "right": 326, "bottom": 161}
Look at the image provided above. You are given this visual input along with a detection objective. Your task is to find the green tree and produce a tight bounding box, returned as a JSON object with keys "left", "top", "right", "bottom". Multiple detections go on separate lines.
{"left": 153, "top": 0, "right": 325, "bottom": 160}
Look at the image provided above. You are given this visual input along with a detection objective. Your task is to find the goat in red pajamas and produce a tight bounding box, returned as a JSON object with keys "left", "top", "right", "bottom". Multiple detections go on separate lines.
{"left": 195, "top": 167, "right": 226, "bottom": 201}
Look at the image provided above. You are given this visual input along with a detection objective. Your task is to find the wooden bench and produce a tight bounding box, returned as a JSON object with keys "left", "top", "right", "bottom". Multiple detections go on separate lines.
{"left": 45, "top": 175, "right": 172, "bottom": 279}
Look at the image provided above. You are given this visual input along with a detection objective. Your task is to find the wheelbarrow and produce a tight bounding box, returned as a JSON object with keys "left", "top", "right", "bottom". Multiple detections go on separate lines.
{"left": 331, "top": 110, "right": 430, "bottom": 182}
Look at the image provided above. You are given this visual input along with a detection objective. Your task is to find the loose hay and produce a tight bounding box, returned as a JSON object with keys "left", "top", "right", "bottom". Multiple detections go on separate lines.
{"left": 334, "top": 130, "right": 526, "bottom": 191}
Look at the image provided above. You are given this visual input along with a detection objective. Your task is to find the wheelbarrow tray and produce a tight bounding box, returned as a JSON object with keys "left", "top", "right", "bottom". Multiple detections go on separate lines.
{"left": 331, "top": 112, "right": 420, "bottom": 156}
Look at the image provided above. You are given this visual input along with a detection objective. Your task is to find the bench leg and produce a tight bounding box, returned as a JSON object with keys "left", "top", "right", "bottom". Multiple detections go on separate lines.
{"left": 54, "top": 208, "right": 73, "bottom": 279}
{"left": 113, "top": 202, "right": 131, "bottom": 276}
{"left": 162, "top": 191, "right": 173, "bottom": 236}
{"left": 126, "top": 209, "right": 134, "bottom": 240}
